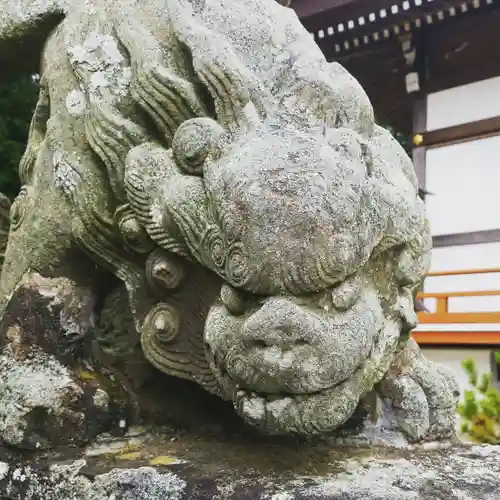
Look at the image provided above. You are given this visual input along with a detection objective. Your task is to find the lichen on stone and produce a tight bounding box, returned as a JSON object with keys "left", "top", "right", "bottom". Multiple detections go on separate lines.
{"left": 0, "top": 343, "right": 80, "bottom": 448}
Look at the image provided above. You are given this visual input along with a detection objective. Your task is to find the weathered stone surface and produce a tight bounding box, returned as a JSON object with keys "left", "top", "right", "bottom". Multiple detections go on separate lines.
{"left": 0, "top": 273, "right": 129, "bottom": 450}
{"left": 0, "top": 194, "right": 10, "bottom": 268}
{"left": 0, "top": 430, "right": 498, "bottom": 499}
{"left": 0, "top": 0, "right": 68, "bottom": 38}
{"left": 0, "top": 0, "right": 68, "bottom": 73}
{"left": 0, "top": 0, "right": 457, "bottom": 443}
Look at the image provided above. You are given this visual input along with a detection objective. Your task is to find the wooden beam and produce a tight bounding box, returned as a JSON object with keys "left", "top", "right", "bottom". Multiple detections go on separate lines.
{"left": 295, "top": 0, "right": 406, "bottom": 35}
{"left": 425, "top": 3, "right": 500, "bottom": 93}
{"left": 292, "top": 0, "right": 408, "bottom": 24}
{"left": 308, "top": 0, "right": 499, "bottom": 58}
{"left": 292, "top": 0, "right": 360, "bottom": 19}
{"left": 412, "top": 97, "right": 427, "bottom": 195}
{"left": 413, "top": 331, "right": 500, "bottom": 346}
{"left": 433, "top": 229, "right": 500, "bottom": 248}
{"left": 427, "top": 267, "right": 500, "bottom": 277}
{"left": 312, "top": 1, "right": 448, "bottom": 47}
{"left": 415, "top": 115, "right": 500, "bottom": 148}
{"left": 410, "top": 27, "right": 428, "bottom": 197}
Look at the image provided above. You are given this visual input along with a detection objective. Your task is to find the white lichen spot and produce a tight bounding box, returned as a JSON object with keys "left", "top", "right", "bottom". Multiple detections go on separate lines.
{"left": 0, "top": 462, "right": 8, "bottom": 481}
{"left": 89, "top": 70, "right": 109, "bottom": 90}
{"left": 67, "top": 32, "right": 132, "bottom": 105}
{"left": 93, "top": 389, "right": 109, "bottom": 410}
{"left": 91, "top": 467, "right": 186, "bottom": 500}
{"left": 12, "top": 468, "right": 26, "bottom": 482}
{"left": 0, "top": 344, "right": 81, "bottom": 447}
{"left": 266, "top": 397, "right": 293, "bottom": 419}
{"left": 270, "top": 493, "right": 295, "bottom": 500}
{"left": 65, "top": 89, "right": 87, "bottom": 116}
{"left": 52, "top": 150, "right": 82, "bottom": 197}
{"left": 119, "top": 419, "right": 127, "bottom": 429}
{"left": 154, "top": 314, "right": 166, "bottom": 331}
{"left": 150, "top": 202, "right": 165, "bottom": 227}
{"left": 241, "top": 397, "right": 265, "bottom": 422}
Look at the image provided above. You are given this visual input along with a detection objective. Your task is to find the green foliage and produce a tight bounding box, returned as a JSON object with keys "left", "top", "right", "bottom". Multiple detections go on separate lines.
{"left": 0, "top": 74, "right": 39, "bottom": 200}
{"left": 458, "top": 357, "right": 500, "bottom": 444}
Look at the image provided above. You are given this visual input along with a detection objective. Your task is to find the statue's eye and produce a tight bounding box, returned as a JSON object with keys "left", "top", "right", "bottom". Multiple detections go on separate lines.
{"left": 10, "top": 186, "right": 29, "bottom": 231}
{"left": 172, "top": 118, "right": 224, "bottom": 175}
{"left": 319, "top": 274, "right": 362, "bottom": 312}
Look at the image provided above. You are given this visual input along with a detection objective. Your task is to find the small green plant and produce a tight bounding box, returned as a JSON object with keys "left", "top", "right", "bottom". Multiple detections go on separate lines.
{"left": 458, "top": 356, "right": 500, "bottom": 444}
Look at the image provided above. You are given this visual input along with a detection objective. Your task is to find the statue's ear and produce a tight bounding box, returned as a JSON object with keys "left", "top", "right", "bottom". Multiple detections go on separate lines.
{"left": 0, "top": 0, "right": 66, "bottom": 74}
{"left": 273, "top": 54, "right": 375, "bottom": 136}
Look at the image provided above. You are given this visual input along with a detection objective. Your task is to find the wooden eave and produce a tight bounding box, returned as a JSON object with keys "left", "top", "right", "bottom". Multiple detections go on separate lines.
{"left": 310, "top": 2, "right": 500, "bottom": 136}
{"left": 293, "top": 0, "right": 497, "bottom": 58}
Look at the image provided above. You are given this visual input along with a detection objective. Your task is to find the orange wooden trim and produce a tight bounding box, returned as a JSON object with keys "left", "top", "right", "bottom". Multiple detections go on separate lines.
{"left": 435, "top": 297, "right": 448, "bottom": 315}
{"left": 412, "top": 331, "right": 500, "bottom": 346}
{"left": 417, "top": 268, "right": 500, "bottom": 332}
{"left": 426, "top": 268, "right": 500, "bottom": 277}
{"left": 418, "top": 290, "right": 500, "bottom": 299}
{"left": 418, "top": 312, "right": 500, "bottom": 324}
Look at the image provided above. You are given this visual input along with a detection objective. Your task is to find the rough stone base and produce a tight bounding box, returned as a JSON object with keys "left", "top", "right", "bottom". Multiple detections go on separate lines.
{"left": 0, "top": 273, "right": 131, "bottom": 451}
{"left": 0, "top": 428, "right": 498, "bottom": 499}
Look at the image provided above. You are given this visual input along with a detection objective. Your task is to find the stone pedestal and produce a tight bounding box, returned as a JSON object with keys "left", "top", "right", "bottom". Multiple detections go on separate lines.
{"left": 0, "top": 428, "right": 498, "bottom": 499}
{"left": 0, "top": 273, "right": 129, "bottom": 450}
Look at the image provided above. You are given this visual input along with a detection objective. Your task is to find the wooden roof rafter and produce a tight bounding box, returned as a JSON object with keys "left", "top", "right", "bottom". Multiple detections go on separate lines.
{"left": 296, "top": 0, "right": 496, "bottom": 57}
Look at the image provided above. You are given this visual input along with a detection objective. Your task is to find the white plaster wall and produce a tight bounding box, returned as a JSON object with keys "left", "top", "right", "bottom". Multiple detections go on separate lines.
{"left": 423, "top": 87, "right": 500, "bottom": 324}
{"left": 425, "top": 136, "right": 500, "bottom": 236}
{"left": 417, "top": 78, "right": 500, "bottom": 398}
{"left": 421, "top": 347, "right": 492, "bottom": 398}
{"left": 426, "top": 76, "right": 500, "bottom": 131}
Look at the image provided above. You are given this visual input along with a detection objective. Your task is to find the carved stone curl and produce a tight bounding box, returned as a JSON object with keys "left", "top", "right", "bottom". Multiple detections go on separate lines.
{"left": 142, "top": 302, "right": 180, "bottom": 345}
{"left": 146, "top": 249, "right": 185, "bottom": 292}
{"left": 172, "top": 118, "right": 225, "bottom": 176}
{"left": 115, "top": 204, "right": 154, "bottom": 253}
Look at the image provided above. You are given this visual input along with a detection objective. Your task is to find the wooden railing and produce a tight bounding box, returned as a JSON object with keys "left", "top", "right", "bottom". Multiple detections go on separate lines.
{"left": 414, "top": 268, "right": 500, "bottom": 345}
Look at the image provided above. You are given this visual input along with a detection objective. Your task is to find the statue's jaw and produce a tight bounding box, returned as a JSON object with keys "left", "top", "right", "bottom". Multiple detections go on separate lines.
{"left": 207, "top": 319, "right": 402, "bottom": 436}
{"left": 203, "top": 285, "right": 405, "bottom": 436}
{"left": 232, "top": 369, "right": 366, "bottom": 435}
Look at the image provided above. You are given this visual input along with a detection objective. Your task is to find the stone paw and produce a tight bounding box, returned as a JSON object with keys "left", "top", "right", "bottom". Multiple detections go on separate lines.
{"left": 377, "top": 338, "right": 460, "bottom": 442}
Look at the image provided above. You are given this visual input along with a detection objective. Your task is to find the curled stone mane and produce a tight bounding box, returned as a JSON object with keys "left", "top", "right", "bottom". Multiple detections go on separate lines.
{"left": 0, "top": 0, "right": 459, "bottom": 444}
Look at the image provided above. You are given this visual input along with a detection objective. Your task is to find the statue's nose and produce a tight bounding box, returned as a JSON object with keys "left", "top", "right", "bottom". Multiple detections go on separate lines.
{"left": 242, "top": 297, "right": 314, "bottom": 350}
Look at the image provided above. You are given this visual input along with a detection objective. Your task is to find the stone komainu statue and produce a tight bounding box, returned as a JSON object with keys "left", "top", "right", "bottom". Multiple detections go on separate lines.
{"left": 0, "top": 0, "right": 459, "bottom": 445}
